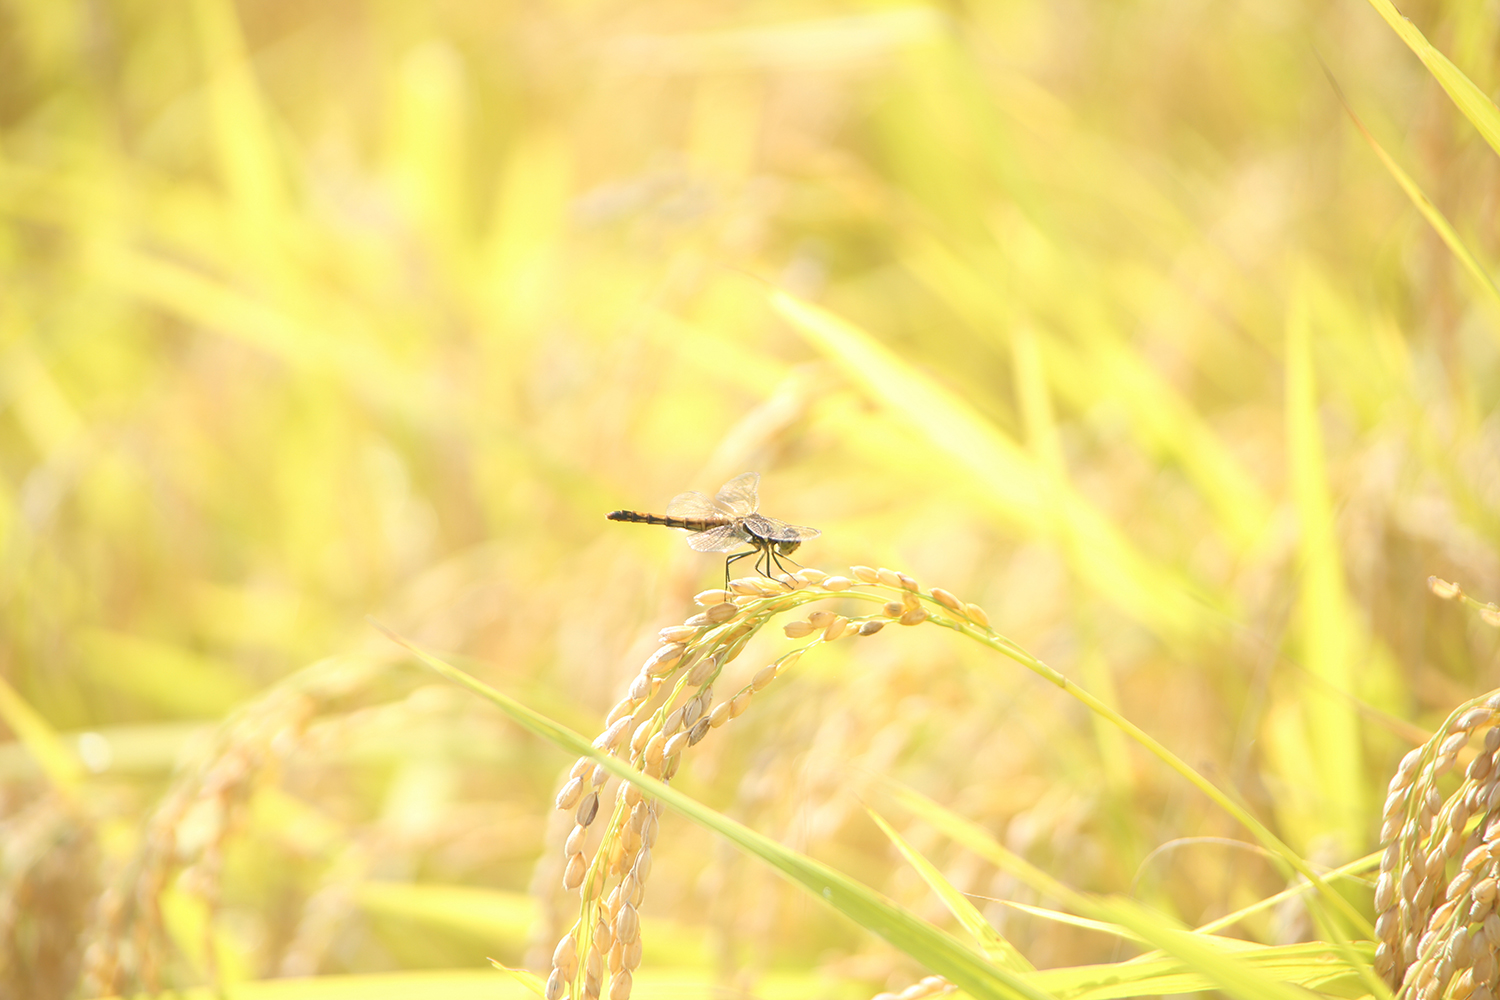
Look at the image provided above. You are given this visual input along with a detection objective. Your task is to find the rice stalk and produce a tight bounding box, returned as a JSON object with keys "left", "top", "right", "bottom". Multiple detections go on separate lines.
{"left": 529, "top": 558, "right": 1486, "bottom": 999}
{"left": 541, "top": 565, "right": 995, "bottom": 1000}
{"left": 77, "top": 657, "right": 379, "bottom": 997}
{"left": 1375, "top": 693, "right": 1500, "bottom": 999}
{"left": 1371, "top": 582, "right": 1500, "bottom": 997}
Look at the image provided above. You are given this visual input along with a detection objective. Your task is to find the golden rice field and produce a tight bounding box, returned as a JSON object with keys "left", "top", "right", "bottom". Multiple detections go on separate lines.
{"left": 2, "top": 0, "right": 1500, "bottom": 998}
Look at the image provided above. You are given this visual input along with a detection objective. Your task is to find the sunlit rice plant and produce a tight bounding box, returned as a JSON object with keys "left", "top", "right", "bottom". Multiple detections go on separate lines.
{"left": 536, "top": 566, "right": 990, "bottom": 1000}
{"left": 411, "top": 557, "right": 1391, "bottom": 1000}
{"left": 2, "top": 0, "right": 1500, "bottom": 997}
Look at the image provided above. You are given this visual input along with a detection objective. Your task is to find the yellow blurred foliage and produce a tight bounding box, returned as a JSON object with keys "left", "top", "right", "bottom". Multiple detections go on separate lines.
{"left": 1, "top": 0, "right": 1498, "bottom": 995}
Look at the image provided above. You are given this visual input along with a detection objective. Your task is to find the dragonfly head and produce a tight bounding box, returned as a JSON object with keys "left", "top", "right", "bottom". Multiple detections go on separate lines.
{"left": 773, "top": 540, "right": 802, "bottom": 556}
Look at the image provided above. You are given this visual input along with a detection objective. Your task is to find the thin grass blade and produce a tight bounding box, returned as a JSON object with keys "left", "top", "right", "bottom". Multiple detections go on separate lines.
{"left": 1029, "top": 938, "right": 1374, "bottom": 1000}
{"left": 489, "top": 961, "right": 548, "bottom": 998}
{"left": 868, "top": 808, "right": 1035, "bottom": 973}
{"left": 886, "top": 783, "right": 1379, "bottom": 998}
{"left": 1088, "top": 898, "right": 1366, "bottom": 1000}
{"left": 0, "top": 673, "right": 83, "bottom": 798}
{"left": 1324, "top": 62, "right": 1500, "bottom": 334}
{"left": 376, "top": 623, "right": 1057, "bottom": 1000}
{"left": 1363, "top": 0, "right": 1500, "bottom": 159}
{"left": 1281, "top": 267, "right": 1367, "bottom": 850}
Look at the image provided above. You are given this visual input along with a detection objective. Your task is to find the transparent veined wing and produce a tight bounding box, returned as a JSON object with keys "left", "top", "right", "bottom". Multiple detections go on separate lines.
{"left": 713, "top": 473, "right": 760, "bottom": 518}
{"left": 754, "top": 515, "right": 821, "bottom": 543}
{"left": 665, "top": 490, "right": 724, "bottom": 519}
{"left": 684, "top": 522, "right": 750, "bottom": 553}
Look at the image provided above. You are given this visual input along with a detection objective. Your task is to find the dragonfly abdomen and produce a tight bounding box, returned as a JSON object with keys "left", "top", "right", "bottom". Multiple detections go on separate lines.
{"left": 606, "top": 510, "right": 730, "bottom": 532}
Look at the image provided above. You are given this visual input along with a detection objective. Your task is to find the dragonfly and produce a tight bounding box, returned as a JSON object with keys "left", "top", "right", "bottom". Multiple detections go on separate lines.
{"left": 607, "top": 473, "right": 820, "bottom": 588}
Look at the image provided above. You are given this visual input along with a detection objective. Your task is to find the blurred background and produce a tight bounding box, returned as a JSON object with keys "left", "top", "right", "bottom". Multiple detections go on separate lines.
{"left": 1, "top": 0, "right": 1498, "bottom": 996}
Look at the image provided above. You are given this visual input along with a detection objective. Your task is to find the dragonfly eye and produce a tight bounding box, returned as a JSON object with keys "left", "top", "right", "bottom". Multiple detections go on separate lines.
{"left": 775, "top": 541, "right": 801, "bottom": 555}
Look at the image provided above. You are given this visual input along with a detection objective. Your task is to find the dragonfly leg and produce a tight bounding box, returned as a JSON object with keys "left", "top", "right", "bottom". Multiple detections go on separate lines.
{"left": 767, "top": 548, "right": 801, "bottom": 587}
{"left": 724, "top": 549, "right": 757, "bottom": 591}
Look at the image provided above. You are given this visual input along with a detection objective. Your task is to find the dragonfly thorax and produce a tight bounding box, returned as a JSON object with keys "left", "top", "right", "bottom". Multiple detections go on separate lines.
{"left": 744, "top": 532, "right": 802, "bottom": 556}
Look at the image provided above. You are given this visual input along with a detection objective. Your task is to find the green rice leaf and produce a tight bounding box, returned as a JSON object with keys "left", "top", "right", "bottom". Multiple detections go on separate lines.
{"left": 1030, "top": 933, "right": 1372, "bottom": 1000}
{"left": 1280, "top": 269, "right": 1366, "bottom": 849}
{"left": 1324, "top": 63, "right": 1500, "bottom": 328}
{"left": 876, "top": 779, "right": 1380, "bottom": 1000}
{"left": 489, "top": 961, "right": 548, "bottom": 998}
{"left": 771, "top": 290, "right": 1208, "bottom": 642}
{"left": 378, "top": 623, "right": 1057, "bottom": 1000}
{"left": 0, "top": 673, "right": 83, "bottom": 796}
{"left": 882, "top": 781, "right": 1382, "bottom": 1000}
{"left": 1084, "top": 899, "right": 1357, "bottom": 1000}
{"left": 1363, "top": 0, "right": 1500, "bottom": 160}
{"left": 867, "top": 808, "right": 1035, "bottom": 973}
{"left": 355, "top": 883, "right": 535, "bottom": 944}
{"left": 1000, "top": 901, "right": 1146, "bottom": 944}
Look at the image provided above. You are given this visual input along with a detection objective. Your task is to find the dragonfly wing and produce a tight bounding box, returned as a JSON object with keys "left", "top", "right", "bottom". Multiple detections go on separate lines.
{"left": 684, "top": 523, "right": 750, "bottom": 553}
{"left": 665, "top": 491, "right": 723, "bottom": 519}
{"left": 714, "top": 473, "right": 760, "bottom": 518}
{"left": 756, "top": 516, "right": 821, "bottom": 543}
